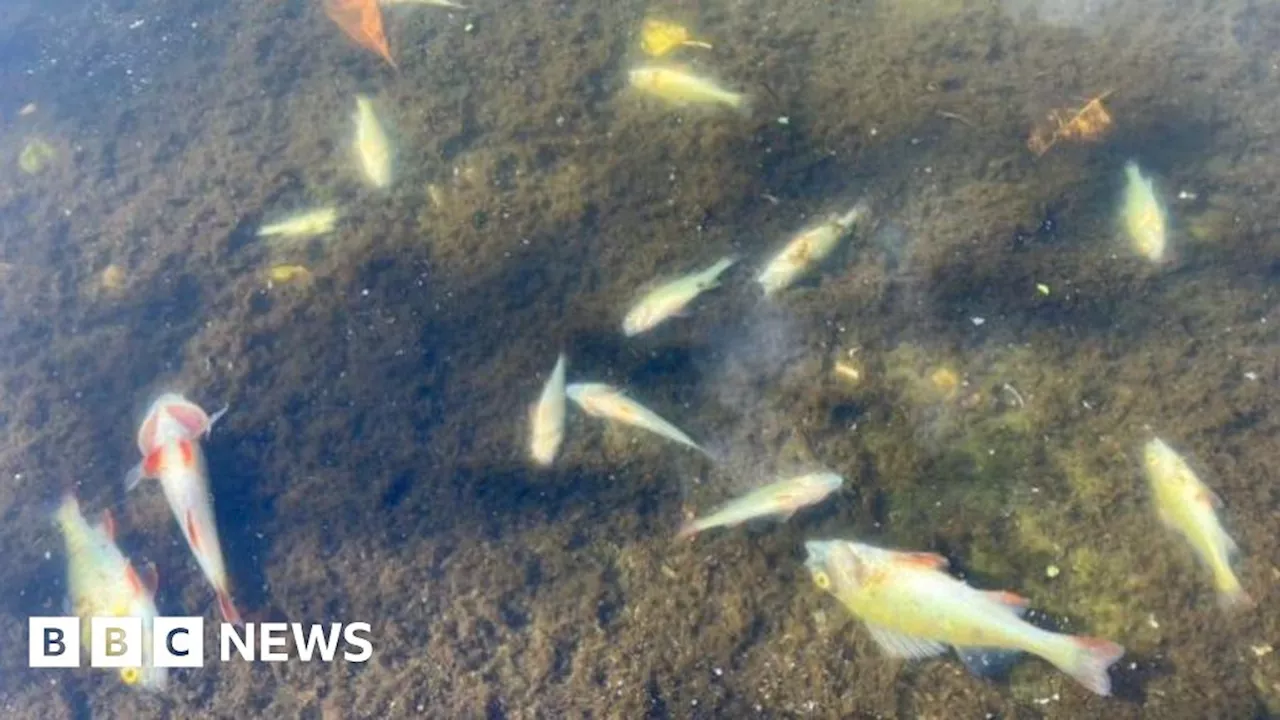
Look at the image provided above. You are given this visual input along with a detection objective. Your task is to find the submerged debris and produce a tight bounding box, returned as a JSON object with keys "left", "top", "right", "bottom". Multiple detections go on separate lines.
{"left": 640, "top": 18, "right": 712, "bottom": 58}
{"left": 18, "top": 137, "right": 56, "bottom": 174}
{"left": 325, "top": 0, "right": 396, "bottom": 68}
{"left": 1027, "top": 91, "right": 1113, "bottom": 156}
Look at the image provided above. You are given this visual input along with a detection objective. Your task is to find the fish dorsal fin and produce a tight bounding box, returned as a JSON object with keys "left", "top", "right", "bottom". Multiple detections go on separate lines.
{"left": 99, "top": 509, "right": 117, "bottom": 541}
{"left": 864, "top": 624, "right": 947, "bottom": 659}
{"left": 899, "top": 551, "right": 948, "bottom": 570}
{"left": 982, "top": 590, "right": 1030, "bottom": 616}
{"left": 956, "top": 646, "right": 1023, "bottom": 677}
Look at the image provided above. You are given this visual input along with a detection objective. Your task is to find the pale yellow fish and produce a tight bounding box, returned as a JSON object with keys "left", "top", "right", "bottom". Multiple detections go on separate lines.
{"left": 257, "top": 207, "right": 338, "bottom": 239}
{"left": 566, "top": 382, "right": 703, "bottom": 453}
{"left": 628, "top": 65, "right": 749, "bottom": 114}
{"left": 55, "top": 494, "right": 167, "bottom": 691}
{"left": 804, "top": 539, "right": 1124, "bottom": 696}
{"left": 529, "top": 353, "right": 567, "bottom": 466}
{"left": 677, "top": 471, "right": 842, "bottom": 540}
{"left": 1120, "top": 161, "right": 1168, "bottom": 263}
{"left": 622, "top": 256, "right": 735, "bottom": 336}
{"left": 757, "top": 200, "right": 870, "bottom": 296}
{"left": 354, "top": 95, "right": 393, "bottom": 189}
{"left": 266, "top": 265, "right": 314, "bottom": 285}
{"left": 1143, "top": 437, "right": 1252, "bottom": 609}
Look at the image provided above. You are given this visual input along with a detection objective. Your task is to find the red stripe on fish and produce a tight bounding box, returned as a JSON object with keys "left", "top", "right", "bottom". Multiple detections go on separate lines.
{"left": 901, "top": 552, "right": 949, "bottom": 570}
{"left": 177, "top": 439, "right": 196, "bottom": 469}
{"left": 185, "top": 508, "right": 204, "bottom": 555}
{"left": 142, "top": 449, "right": 165, "bottom": 477}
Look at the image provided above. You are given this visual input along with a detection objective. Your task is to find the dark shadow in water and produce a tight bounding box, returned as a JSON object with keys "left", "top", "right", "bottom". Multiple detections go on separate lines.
{"left": 203, "top": 434, "right": 275, "bottom": 617}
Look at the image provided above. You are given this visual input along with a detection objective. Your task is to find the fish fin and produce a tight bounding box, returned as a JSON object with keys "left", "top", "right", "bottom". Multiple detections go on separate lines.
{"left": 124, "top": 564, "right": 144, "bottom": 596}
{"left": 165, "top": 400, "right": 216, "bottom": 439}
{"left": 185, "top": 509, "right": 204, "bottom": 556}
{"left": 217, "top": 590, "right": 243, "bottom": 626}
{"left": 1196, "top": 487, "right": 1222, "bottom": 509}
{"left": 1155, "top": 506, "right": 1174, "bottom": 528}
{"left": 126, "top": 450, "right": 164, "bottom": 491}
{"left": 675, "top": 520, "right": 699, "bottom": 541}
{"left": 956, "top": 646, "right": 1023, "bottom": 678}
{"left": 1217, "top": 585, "right": 1254, "bottom": 611}
{"left": 983, "top": 590, "right": 1030, "bottom": 616}
{"left": 139, "top": 562, "right": 160, "bottom": 595}
{"left": 898, "top": 551, "right": 949, "bottom": 570}
{"left": 1056, "top": 636, "right": 1125, "bottom": 696}
{"left": 99, "top": 509, "right": 117, "bottom": 541}
{"left": 206, "top": 405, "right": 229, "bottom": 435}
{"left": 864, "top": 624, "right": 947, "bottom": 659}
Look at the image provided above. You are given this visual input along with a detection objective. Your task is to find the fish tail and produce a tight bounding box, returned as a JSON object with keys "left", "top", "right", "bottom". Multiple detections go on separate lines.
{"left": 1214, "top": 571, "right": 1254, "bottom": 611}
{"left": 732, "top": 92, "right": 753, "bottom": 119}
{"left": 217, "top": 590, "right": 244, "bottom": 627}
{"left": 1051, "top": 636, "right": 1124, "bottom": 696}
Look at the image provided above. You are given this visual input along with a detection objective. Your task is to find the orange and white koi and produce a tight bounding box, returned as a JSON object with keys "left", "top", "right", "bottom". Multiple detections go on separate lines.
{"left": 55, "top": 494, "right": 167, "bottom": 691}
{"left": 804, "top": 539, "right": 1125, "bottom": 696}
{"left": 126, "top": 392, "right": 241, "bottom": 624}
{"left": 1143, "top": 437, "right": 1252, "bottom": 609}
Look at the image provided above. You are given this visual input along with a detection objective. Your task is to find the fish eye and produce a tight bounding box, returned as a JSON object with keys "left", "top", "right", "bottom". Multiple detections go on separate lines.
{"left": 813, "top": 571, "right": 831, "bottom": 590}
{"left": 120, "top": 667, "right": 140, "bottom": 685}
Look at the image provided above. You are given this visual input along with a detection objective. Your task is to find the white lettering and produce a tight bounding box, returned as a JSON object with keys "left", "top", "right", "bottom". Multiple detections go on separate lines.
{"left": 259, "top": 623, "right": 289, "bottom": 661}
{"left": 221, "top": 623, "right": 254, "bottom": 662}
{"left": 292, "top": 623, "right": 342, "bottom": 662}
{"left": 343, "top": 622, "right": 373, "bottom": 662}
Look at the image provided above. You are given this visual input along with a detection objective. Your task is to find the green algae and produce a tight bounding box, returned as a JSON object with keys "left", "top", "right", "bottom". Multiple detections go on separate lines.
{"left": 17, "top": 138, "right": 56, "bottom": 174}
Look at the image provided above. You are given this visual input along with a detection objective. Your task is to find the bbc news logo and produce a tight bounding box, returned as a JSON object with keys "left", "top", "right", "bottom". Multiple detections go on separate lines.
{"left": 29, "top": 617, "right": 373, "bottom": 667}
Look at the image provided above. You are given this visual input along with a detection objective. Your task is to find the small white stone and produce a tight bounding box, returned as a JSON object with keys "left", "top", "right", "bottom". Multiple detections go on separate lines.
{"left": 777, "top": 116, "right": 790, "bottom": 125}
{"left": 971, "top": 316, "right": 985, "bottom": 326}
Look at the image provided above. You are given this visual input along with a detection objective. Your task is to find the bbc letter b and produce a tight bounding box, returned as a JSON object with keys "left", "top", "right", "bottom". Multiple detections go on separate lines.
{"left": 29, "top": 617, "right": 80, "bottom": 668}
{"left": 91, "top": 617, "right": 142, "bottom": 668}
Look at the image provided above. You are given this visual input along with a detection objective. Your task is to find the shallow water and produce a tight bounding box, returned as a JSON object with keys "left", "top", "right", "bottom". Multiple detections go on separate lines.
{"left": 0, "top": 0, "right": 1277, "bottom": 717}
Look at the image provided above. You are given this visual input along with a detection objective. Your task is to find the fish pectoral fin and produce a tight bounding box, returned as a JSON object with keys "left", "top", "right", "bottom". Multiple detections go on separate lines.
{"left": 864, "top": 624, "right": 947, "bottom": 660}
{"left": 124, "top": 458, "right": 153, "bottom": 492}
{"left": 99, "top": 509, "right": 117, "bottom": 541}
{"left": 956, "top": 646, "right": 1023, "bottom": 678}
{"left": 982, "top": 590, "right": 1030, "bottom": 616}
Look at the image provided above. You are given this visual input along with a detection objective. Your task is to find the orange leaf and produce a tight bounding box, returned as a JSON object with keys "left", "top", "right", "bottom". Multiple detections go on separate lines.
{"left": 325, "top": 0, "right": 396, "bottom": 68}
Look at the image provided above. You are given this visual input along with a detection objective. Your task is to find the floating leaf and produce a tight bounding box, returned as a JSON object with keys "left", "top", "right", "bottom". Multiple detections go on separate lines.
{"left": 640, "top": 18, "right": 712, "bottom": 58}
{"left": 325, "top": 0, "right": 396, "bottom": 68}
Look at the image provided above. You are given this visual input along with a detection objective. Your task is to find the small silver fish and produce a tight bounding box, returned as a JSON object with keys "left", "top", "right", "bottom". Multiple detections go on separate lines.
{"left": 623, "top": 256, "right": 736, "bottom": 336}
{"left": 529, "top": 353, "right": 567, "bottom": 466}
{"left": 677, "top": 471, "right": 843, "bottom": 540}
{"left": 757, "top": 200, "right": 869, "bottom": 296}
{"left": 565, "top": 382, "right": 702, "bottom": 453}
